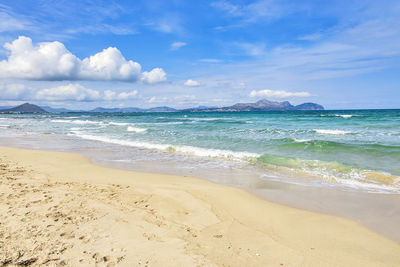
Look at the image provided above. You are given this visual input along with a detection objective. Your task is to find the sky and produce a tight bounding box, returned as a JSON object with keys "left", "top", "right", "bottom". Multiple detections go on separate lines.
{"left": 0, "top": 0, "right": 399, "bottom": 110}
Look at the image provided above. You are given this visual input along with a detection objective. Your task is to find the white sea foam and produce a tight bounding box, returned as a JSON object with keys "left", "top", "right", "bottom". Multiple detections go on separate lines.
{"left": 69, "top": 131, "right": 260, "bottom": 160}
{"left": 293, "top": 138, "right": 311, "bottom": 142}
{"left": 127, "top": 126, "right": 147, "bottom": 133}
{"left": 320, "top": 114, "right": 354, "bottom": 118}
{"left": 51, "top": 119, "right": 104, "bottom": 125}
{"left": 260, "top": 173, "right": 399, "bottom": 194}
{"left": 0, "top": 124, "right": 9, "bottom": 128}
{"left": 338, "top": 114, "right": 352, "bottom": 118}
{"left": 314, "top": 129, "right": 352, "bottom": 135}
{"left": 109, "top": 122, "right": 130, "bottom": 126}
{"left": 155, "top": 122, "right": 184, "bottom": 125}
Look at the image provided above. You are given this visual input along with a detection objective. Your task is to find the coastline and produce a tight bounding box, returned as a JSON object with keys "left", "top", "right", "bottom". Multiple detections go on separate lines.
{"left": 1, "top": 130, "right": 400, "bottom": 244}
{"left": 1, "top": 145, "right": 400, "bottom": 266}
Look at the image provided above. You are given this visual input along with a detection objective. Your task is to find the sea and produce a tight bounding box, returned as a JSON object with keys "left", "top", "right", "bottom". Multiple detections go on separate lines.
{"left": 0, "top": 109, "right": 399, "bottom": 194}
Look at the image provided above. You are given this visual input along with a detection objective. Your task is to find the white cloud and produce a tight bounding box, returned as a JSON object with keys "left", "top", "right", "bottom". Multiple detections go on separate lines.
{"left": 79, "top": 47, "right": 141, "bottom": 81}
{"left": 0, "top": 11, "right": 32, "bottom": 32}
{"left": 147, "top": 95, "right": 196, "bottom": 105}
{"left": 35, "top": 84, "right": 140, "bottom": 102}
{"left": 0, "top": 83, "right": 28, "bottom": 100}
{"left": 170, "top": 42, "right": 187, "bottom": 50}
{"left": 249, "top": 89, "right": 311, "bottom": 99}
{"left": 141, "top": 68, "right": 167, "bottom": 84}
{"left": 1, "top": 81, "right": 140, "bottom": 102}
{"left": 147, "top": 96, "right": 168, "bottom": 103}
{"left": 184, "top": 79, "right": 201, "bottom": 87}
{"left": 116, "top": 90, "right": 138, "bottom": 100}
{"left": 35, "top": 84, "right": 100, "bottom": 101}
{"left": 104, "top": 89, "right": 138, "bottom": 100}
{"left": 0, "top": 36, "right": 166, "bottom": 83}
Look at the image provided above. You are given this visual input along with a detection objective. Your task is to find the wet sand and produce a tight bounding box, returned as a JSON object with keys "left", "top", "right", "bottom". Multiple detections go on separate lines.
{"left": 1, "top": 132, "right": 400, "bottom": 245}
{"left": 1, "top": 146, "right": 400, "bottom": 266}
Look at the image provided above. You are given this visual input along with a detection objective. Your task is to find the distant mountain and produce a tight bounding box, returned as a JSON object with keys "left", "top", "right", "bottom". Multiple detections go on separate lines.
{"left": 293, "top": 102, "right": 324, "bottom": 110}
{"left": 146, "top": 106, "right": 177, "bottom": 112}
{"left": 41, "top": 106, "right": 77, "bottom": 113}
{"left": 183, "top": 99, "right": 324, "bottom": 112}
{"left": 0, "top": 103, "right": 48, "bottom": 114}
{"left": 0, "top": 100, "right": 323, "bottom": 114}
{"left": 90, "top": 107, "right": 145, "bottom": 113}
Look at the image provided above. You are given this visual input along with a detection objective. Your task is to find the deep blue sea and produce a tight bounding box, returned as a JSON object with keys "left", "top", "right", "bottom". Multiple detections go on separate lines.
{"left": 1, "top": 109, "right": 399, "bottom": 193}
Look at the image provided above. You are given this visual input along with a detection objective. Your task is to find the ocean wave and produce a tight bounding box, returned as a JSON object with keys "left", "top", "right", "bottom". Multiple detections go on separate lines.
{"left": 69, "top": 131, "right": 260, "bottom": 160}
{"left": 51, "top": 119, "right": 104, "bottom": 125}
{"left": 155, "top": 121, "right": 184, "bottom": 125}
{"left": 338, "top": 114, "right": 353, "bottom": 118}
{"left": 314, "top": 129, "right": 352, "bottom": 135}
{"left": 190, "top": 118, "right": 222, "bottom": 121}
{"left": 0, "top": 124, "right": 9, "bottom": 128}
{"left": 320, "top": 114, "right": 355, "bottom": 118}
{"left": 279, "top": 139, "right": 400, "bottom": 158}
{"left": 127, "top": 126, "right": 147, "bottom": 133}
{"left": 255, "top": 154, "right": 400, "bottom": 194}
{"left": 109, "top": 122, "right": 130, "bottom": 126}
{"left": 293, "top": 138, "right": 311, "bottom": 143}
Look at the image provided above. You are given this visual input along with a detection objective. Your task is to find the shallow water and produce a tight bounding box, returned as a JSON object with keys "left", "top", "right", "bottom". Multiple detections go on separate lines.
{"left": 0, "top": 109, "right": 399, "bottom": 193}
{"left": 1, "top": 129, "right": 400, "bottom": 243}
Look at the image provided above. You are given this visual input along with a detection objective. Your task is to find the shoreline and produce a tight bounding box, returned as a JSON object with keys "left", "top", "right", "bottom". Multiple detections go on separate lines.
{"left": 1, "top": 131, "right": 400, "bottom": 244}
{"left": 1, "top": 145, "right": 400, "bottom": 266}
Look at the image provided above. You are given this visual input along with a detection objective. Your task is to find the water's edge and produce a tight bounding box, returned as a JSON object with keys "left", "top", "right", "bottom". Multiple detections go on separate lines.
{"left": 1, "top": 132, "right": 399, "bottom": 244}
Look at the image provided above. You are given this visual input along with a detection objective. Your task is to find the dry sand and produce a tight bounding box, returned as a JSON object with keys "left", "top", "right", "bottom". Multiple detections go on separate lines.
{"left": 0, "top": 146, "right": 399, "bottom": 266}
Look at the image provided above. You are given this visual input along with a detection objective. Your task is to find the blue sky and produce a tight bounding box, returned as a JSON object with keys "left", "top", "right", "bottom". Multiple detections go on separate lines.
{"left": 0, "top": 0, "right": 399, "bottom": 109}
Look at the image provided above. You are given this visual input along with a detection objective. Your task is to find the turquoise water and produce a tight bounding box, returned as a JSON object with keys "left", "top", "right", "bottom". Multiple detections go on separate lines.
{"left": 1, "top": 110, "right": 399, "bottom": 193}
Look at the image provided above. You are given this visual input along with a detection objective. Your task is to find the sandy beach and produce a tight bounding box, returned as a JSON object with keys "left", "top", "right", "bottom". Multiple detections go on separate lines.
{"left": 1, "top": 146, "right": 400, "bottom": 266}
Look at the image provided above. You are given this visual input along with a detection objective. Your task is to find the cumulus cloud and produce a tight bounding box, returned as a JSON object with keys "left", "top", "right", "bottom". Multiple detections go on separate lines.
{"left": 35, "top": 84, "right": 100, "bottom": 101}
{"left": 104, "top": 89, "right": 138, "bottom": 100}
{"left": 184, "top": 79, "right": 200, "bottom": 87}
{"left": 249, "top": 89, "right": 311, "bottom": 99}
{"left": 1, "top": 82, "right": 140, "bottom": 102}
{"left": 170, "top": 42, "right": 187, "bottom": 50}
{"left": 0, "top": 36, "right": 166, "bottom": 83}
{"left": 141, "top": 68, "right": 167, "bottom": 84}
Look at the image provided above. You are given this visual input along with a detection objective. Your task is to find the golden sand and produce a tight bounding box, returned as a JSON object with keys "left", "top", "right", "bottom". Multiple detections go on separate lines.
{"left": 1, "top": 146, "right": 399, "bottom": 266}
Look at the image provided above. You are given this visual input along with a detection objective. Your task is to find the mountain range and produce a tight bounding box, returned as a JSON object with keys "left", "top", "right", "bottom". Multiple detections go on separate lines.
{"left": 182, "top": 99, "right": 323, "bottom": 112}
{"left": 0, "top": 99, "right": 324, "bottom": 114}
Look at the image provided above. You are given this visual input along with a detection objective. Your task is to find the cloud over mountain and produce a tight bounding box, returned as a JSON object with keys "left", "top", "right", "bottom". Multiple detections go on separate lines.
{"left": 35, "top": 84, "right": 100, "bottom": 101}
{"left": 0, "top": 36, "right": 166, "bottom": 83}
{"left": 249, "top": 89, "right": 311, "bottom": 99}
